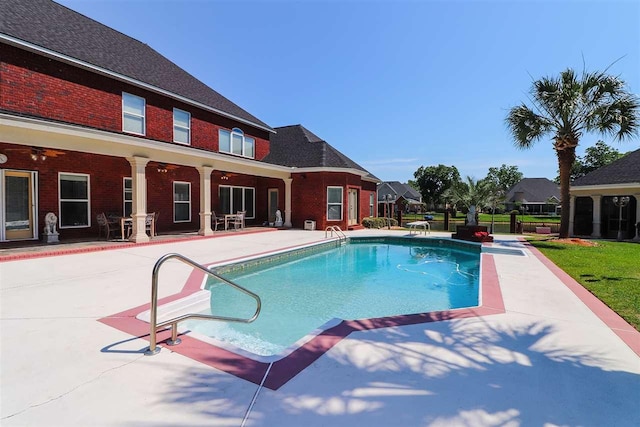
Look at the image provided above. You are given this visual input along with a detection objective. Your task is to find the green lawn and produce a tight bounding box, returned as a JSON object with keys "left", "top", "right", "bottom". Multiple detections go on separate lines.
{"left": 528, "top": 239, "right": 640, "bottom": 331}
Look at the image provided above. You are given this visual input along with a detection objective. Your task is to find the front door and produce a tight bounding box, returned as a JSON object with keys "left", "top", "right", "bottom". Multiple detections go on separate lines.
{"left": 268, "top": 188, "right": 279, "bottom": 224}
{"left": 348, "top": 188, "right": 358, "bottom": 226}
{"left": 3, "top": 170, "right": 36, "bottom": 240}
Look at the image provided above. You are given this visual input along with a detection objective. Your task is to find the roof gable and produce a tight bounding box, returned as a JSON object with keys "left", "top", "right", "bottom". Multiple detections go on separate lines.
{"left": 0, "top": 0, "right": 271, "bottom": 131}
{"left": 377, "top": 181, "right": 421, "bottom": 201}
{"left": 505, "top": 178, "right": 560, "bottom": 203}
{"left": 263, "top": 125, "right": 378, "bottom": 180}
{"left": 572, "top": 148, "right": 640, "bottom": 186}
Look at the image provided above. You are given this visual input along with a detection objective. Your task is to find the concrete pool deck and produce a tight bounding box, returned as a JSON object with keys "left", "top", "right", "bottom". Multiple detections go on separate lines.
{"left": 1, "top": 229, "right": 639, "bottom": 426}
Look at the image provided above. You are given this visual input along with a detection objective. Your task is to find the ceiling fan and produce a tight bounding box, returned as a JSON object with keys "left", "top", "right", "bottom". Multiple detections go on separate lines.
{"left": 220, "top": 171, "right": 240, "bottom": 180}
{"left": 152, "top": 162, "right": 180, "bottom": 173}
{"left": 3, "top": 147, "right": 66, "bottom": 160}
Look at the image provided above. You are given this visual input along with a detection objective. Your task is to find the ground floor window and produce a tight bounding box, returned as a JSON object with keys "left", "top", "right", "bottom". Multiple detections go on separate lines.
{"left": 219, "top": 186, "right": 255, "bottom": 218}
{"left": 123, "top": 178, "right": 132, "bottom": 217}
{"left": 173, "top": 181, "right": 191, "bottom": 222}
{"left": 327, "top": 186, "right": 343, "bottom": 221}
{"left": 59, "top": 173, "right": 90, "bottom": 228}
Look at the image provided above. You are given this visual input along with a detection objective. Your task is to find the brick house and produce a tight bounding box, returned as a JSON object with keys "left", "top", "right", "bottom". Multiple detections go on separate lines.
{"left": 376, "top": 181, "right": 423, "bottom": 216}
{"left": 504, "top": 178, "right": 560, "bottom": 215}
{"left": 569, "top": 148, "right": 639, "bottom": 239}
{"left": 0, "top": 0, "right": 379, "bottom": 243}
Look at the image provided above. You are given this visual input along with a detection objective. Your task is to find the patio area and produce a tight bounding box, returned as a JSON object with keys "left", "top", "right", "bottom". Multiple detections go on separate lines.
{"left": 1, "top": 229, "right": 639, "bottom": 426}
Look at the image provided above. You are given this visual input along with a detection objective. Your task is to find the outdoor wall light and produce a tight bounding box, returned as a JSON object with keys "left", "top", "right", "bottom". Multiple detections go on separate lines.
{"left": 221, "top": 172, "right": 229, "bottom": 180}
{"left": 612, "top": 196, "right": 630, "bottom": 241}
{"left": 157, "top": 163, "right": 168, "bottom": 173}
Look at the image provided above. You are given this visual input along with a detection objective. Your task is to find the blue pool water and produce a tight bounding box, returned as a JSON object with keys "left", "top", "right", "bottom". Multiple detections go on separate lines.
{"left": 183, "top": 238, "right": 480, "bottom": 358}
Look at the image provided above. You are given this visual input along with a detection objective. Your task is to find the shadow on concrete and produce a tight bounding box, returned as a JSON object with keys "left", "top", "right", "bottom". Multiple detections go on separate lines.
{"left": 157, "top": 317, "right": 640, "bottom": 426}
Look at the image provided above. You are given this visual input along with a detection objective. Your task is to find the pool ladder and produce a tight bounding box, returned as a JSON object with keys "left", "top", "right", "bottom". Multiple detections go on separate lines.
{"left": 144, "top": 253, "right": 261, "bottom": 356}
{"left": 325, "top": 225, "right": 347, "bottom": 244}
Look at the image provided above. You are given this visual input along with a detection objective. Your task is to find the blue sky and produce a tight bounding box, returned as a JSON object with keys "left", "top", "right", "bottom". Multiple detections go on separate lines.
{"left": 58, "top": 0, "right": 640, "bottom": 183}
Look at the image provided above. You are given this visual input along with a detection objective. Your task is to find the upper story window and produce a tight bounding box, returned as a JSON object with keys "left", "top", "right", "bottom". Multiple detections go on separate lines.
{"left": 173, "top": 108, "right": 191, "bottom": 144}
{"left": 219, "top": 128, "right": 255, "bottom": 159}
{"left": 122, "top": 93, "right": 145, "bottom": 135}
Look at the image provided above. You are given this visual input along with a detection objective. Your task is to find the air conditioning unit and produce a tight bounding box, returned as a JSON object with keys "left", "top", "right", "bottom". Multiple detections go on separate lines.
{"left": 304, "top": 220, "right": 316, "bottom": 231}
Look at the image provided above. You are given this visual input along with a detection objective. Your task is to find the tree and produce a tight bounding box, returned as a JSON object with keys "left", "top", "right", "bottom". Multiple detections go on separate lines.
{"left": 506, "top": 68, "right": 639, "bottom": 237}
{"left": 482, "top": 164, "right": 523, "bottom": 193}
{"left": 445, "top": 176, "right": 492, "bottom": 211}
{"left": 413, "top": 165, "right": 461, "bottom": 209}
{"left": 554, "top": 140, "right": 625, "bottom": 182}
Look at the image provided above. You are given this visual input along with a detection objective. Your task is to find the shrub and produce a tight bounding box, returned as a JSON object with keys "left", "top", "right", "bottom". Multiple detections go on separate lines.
{"left": 362, "top": 217, "right": 398, "bottom": 228}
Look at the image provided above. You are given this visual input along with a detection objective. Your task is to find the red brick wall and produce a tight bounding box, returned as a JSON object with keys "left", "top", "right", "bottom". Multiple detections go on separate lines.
{"left": 145, "top": 165, "right": 201, "bottom": 233}
{"left": 1, "top": 44, "right": 271, "bottom": 157}
{"left": 290, "top": 171, "right": 375, "bottom": 230}
{"left": 0, "top": 143, "right": 206, "bottom": 239}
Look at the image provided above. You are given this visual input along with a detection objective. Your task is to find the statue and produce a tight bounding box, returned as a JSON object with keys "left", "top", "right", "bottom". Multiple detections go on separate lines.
{"left": 274, "top": 209, "right": 283, "bottom": 227}
{"left": 43, "top": 212, "right": 59, "bottom": 243}
{"left": 466, "top": 205, "right": 477, "bottom": 226}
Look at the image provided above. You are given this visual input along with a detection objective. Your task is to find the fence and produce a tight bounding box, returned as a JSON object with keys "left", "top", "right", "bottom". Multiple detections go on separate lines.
{"left": 401, "top": 220, "right": 560, "bottom": 234}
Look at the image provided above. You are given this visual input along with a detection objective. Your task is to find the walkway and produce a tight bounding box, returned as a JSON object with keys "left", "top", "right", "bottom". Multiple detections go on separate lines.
{"left": 1, "top": 229, "right": 638, "bottom": 426}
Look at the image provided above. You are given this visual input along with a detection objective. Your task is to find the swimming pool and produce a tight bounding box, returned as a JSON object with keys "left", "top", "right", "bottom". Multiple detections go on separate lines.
{"left": 179, "top": 237, "right": 481, "bottom": 361}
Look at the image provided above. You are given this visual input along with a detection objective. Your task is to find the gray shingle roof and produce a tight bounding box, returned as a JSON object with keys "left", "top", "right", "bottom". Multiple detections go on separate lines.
{"left": 262, "top": 125, "right": 379, "bottom": 180}
{"left": 377, "top": 181, "right": 421, "bottom": 202}
{"left": 505, "top": 178, "right": 560, "bottom": 203}
{"left": 0, "top": 0, "right": 271, "bottom": 131}
{"left": 572, "top": 149, "right": 640, "bottom": 186}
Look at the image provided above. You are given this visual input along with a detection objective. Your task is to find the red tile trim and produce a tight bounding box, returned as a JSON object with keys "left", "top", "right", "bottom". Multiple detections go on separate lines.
{"left": 99, "top": 249, "right": 505, "bottom": 390}
{"left": 0, "top": 228, "right": 276, "bottom": 263}
{"left": 523, "top": 239, "right": 640, "bottom": 357}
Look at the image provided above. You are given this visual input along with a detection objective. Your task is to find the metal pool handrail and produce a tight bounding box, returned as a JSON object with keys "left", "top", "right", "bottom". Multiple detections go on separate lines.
{"left": 145, "top": 253, "right": 261, "bottom": 356}
{"left": 325, "top": 225, "right": 347, "bottom": 242}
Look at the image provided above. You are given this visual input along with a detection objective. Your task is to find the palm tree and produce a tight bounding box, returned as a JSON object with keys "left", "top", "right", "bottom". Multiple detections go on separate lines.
{"left": 445, "top": 176, "right": 491, "bottom": 225}
{"left": 506, "top": 68, "right": 639, "bottom": 238}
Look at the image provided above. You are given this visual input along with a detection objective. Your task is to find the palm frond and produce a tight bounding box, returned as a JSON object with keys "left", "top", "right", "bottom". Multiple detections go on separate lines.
{"left": 505, "top": 104, "right": 552, "bottom": 149}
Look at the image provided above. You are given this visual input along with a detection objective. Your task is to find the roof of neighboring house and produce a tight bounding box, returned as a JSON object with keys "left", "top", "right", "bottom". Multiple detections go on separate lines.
{"left": 262, "top": 125, "right": 379, "bottom": 180}
{"left": 505, "top": 178, "right": 560, "bottom": 204}
{"left": 377, "top": 181, "right": 422, "bottom": 202}
{"left": 0, "top": 0, "right": 272, "bottom": 132}
{"left": 572, "top": 148, "right": 640, "bottom": 186}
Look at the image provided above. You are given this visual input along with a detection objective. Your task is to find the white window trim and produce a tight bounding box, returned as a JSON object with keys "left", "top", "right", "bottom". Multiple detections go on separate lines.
{"left": 123, "top": 177, "right": 132, "bottom": 217}
{"left": 122, "top": 92, "right": 146, "bottom": 135}
{"left": 369, "top": 193, "right": 375, "bottom": 217}
{"left": 173, "top": 181, "right": 191, "bottom": 223}
{"left": 58, "top": 172, "right": 91, "bottom": 229}
{"left": 173, "top": 108, "right": 191, "bottom": 145}
{"left": 218, "top": 185, "right": 256, "bottom": 219}
{"left": 327, "top": 186, "right": 343, "bottom": 221}
{"left": 218, "top": 128, "right": 255, "bottom": 159}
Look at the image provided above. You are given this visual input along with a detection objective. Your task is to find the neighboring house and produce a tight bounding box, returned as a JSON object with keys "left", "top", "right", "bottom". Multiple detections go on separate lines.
{"left": 504, "top": 178, "right": 560, "bottom": 214}
{"left": 377, "top": 181, "right": 423, "bottom": 217}
{"left": 570, "top": 148, "right": 640, "bottom": 239}
{"left": 0, "top": 0, "right": 378, "bottom": 243}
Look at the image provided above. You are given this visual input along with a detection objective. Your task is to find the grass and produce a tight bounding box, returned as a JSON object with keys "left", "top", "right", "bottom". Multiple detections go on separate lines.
{"left": 528, "top": 239, "right": 640, "bottom": 331}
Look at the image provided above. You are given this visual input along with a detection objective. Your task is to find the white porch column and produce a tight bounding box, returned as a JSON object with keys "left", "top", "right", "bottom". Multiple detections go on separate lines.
{"left": 283, "top": 177, "right": 292, "bottom": 228}
{"left": 197, "top": 166, "right": 214, "bottom": 236}
{"left": 568, "top": 195, "right": 576, "bottom": 236}
{"left": 127, "top": 156, "right": 150, "bottom": 243}
{"left": 591, "top": 194, "right": 601, "bottom": 238}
